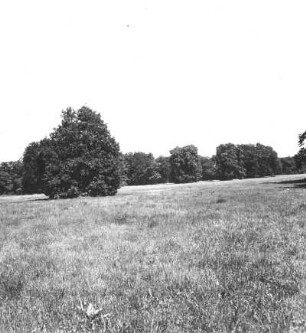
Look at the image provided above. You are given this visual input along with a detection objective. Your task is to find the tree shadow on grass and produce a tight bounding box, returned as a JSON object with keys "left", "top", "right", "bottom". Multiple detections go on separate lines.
{"left": 275, "top": 178, "right": 306, "bottom": 189}
{"left": 0, "top": 197, "right": 50, "bottom": 205}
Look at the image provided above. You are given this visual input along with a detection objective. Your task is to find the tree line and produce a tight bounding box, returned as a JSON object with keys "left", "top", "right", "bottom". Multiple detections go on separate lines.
{"left": 0, "top": 107, "right": 305, "bottom": 197}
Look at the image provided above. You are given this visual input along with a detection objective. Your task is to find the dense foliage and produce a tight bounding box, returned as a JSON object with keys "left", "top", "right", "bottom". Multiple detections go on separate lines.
{"left": 279, "top": 157, "right": 298, "bottom": 175}
{"left": 1, "top": 110, "right": 304, "bottom": 195}
{"left": 0, "top": 160, "right": 23, "bottom": 195}
{"left": 296, "top": 130, "right": 306, "bottom": 173}
{"left": 215, "top": 143, "right": 281, "bottom": 180}
{"left": 199, "top": 156, "right": 217, "bottom": 180}
{"left": 251, "top": 143, "right": 281, "bottom": 177}
{"left": 22, "top": 139, "right": 51, "bottom": 194}
{"left": 169, "top": 145, "right": 201, "bottom": 183}
{"left": 124, "top": 152, "right": 161, "bottom": 185}
{"left": 215, "top": 144, "right": 246, "bottom": 180}
{"left": 294, "top": 151, "right": 306, "bottom": 174}
{"left": 155, "top": 156, "right": 171, "bottom": 183}
{"left": 22, "top": 107, "right": 121, "bottom": 198}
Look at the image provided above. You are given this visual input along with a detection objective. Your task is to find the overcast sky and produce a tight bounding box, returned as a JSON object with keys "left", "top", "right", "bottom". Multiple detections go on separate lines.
{"left": 1, "top": 0, "right": 306, "bottom": 162}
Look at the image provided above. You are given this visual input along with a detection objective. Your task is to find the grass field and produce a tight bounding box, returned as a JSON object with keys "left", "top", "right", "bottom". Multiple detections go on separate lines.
{"left": 1, "top": 175, "right": 306, "bottom": 332}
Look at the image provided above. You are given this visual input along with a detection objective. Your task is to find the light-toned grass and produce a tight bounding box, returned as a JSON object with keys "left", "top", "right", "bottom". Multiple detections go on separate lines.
{"left": 1, "top": 175, "right": 306, "bottom": 332}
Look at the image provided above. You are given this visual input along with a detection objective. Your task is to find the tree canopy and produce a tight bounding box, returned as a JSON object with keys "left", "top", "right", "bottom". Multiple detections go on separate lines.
{"left": 0, "top": 160, "right": 23, "bottom": 195}
{"left": 155, "top": 156, "right": 171, "bottom": 183}
{"left": 296, "top": 130, "right": 306, "bottom": 173}
{"left": 199, "top": 156, "right": 217, "bottom": 180}
{"left": 169, "top": 145, "right": 201, "bottom": 183}
{"left": 22, "top": 139, "right": 51, "bottom": 194}
{"left": 22, "top": 107, "right": 121, "bottom": 198}
{"left": 215, "top": 143, "right": 281, "bottom": 180}
{"left": 124, "top": 152, "right": 161, "bottom": 185}
{"left": 279, "top": 157, "right": 298, "bottom": 175}
{"left": 215, "top": 144, "right": 246, "bottom": 180}
{"left": 1, "top": 108, "right": 301, "bottom": 196}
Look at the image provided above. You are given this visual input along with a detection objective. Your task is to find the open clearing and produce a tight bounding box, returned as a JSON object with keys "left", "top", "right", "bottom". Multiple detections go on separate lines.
{"left": 1, "top": 175, "right": 306, "bottom": 332}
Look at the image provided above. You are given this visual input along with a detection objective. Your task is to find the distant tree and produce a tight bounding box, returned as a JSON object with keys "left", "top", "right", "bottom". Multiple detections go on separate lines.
{"left": 169, "top": 145, "right": 201, "bottom": 183}
{"left": 0, "top": 168, "right": 10, "bottom": 194}
{"left": 118, "top": 153, "right": 129, "bottom": 186}
{"left": 155, "top": 156, "right": 171, "bottom": 183}
{"left": 294, "top": 150, "right": 306, "bottom": 173}
{"left": 215, "top": 144, "right": 246, "bottom": 180}
{"left": 299, "top": 130, "right": 306, "bottom": 148}
{"left": 22, "top": 142, "right": 41, "bottom": 194}
{"left": 40, "top": 106, "right": 121, "bottom": 198}
{"left": 0, "top": 160, "right": 23, "bottom": 195}
{"left": 10, "top": 160, "right": 24, "bottom": 194}
{"left": 124, "top": 152, "right": 161, "bottom": 185}
{"left": 255, "top": 143, "right": 281, "bottom": 177}
{"left": 296, "top": 131, "right": 306, "bottom": 173}
{"left": 238, "top": 144, "right": 260, "bottom": 178}
{"left": 199, "top": 156, "right": 217, "bottom": 180}
{"left": 279, "top": 157, "right": 298, "bottom": 175}
{"left": 22, "top": 139, "right": 51, "bottom": 194}
{"left": 236, "top": 144, "right": 280, "bottom": 178}
{"left": 216, "top": 143, "right": 281, "bottom": 180}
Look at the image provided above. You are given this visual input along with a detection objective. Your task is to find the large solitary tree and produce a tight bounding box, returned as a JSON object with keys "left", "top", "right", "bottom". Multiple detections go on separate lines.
{"left": 26, "top": 106, "right": 121, "bottom": 198}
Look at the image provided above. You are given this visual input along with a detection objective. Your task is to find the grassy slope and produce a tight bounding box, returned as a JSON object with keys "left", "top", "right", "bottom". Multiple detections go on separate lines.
{"left": 1, "top": 175, "right": 306, "bottom": 332}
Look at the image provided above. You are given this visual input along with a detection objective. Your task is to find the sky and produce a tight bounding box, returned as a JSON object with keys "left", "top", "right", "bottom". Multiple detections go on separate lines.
{"left": 1, "top": 0, "right": 306, "bottom": 162}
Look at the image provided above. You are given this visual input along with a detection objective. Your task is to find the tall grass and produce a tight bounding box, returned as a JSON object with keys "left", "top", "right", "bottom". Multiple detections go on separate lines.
{"left": 0, "top": 175, "right": 306, "bottom": 332}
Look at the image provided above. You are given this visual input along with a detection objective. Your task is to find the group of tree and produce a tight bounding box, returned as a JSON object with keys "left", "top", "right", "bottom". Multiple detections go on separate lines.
{"left": 122, "top": 146, "right": 216, "bottom": 185}
{"left": 215, "top": 143, "right": 282, "bottom": 180}
{"left": 0, "top": 160, "right": 23, "bottom": 194}
{"left": 123, "top": 152, "right": 161, "bottom": 185}
{"left": 115, "top": 143, "right": 300, "bottom": 184}
{"left": 1, "top": 106, "right": 305, "bottom": 198}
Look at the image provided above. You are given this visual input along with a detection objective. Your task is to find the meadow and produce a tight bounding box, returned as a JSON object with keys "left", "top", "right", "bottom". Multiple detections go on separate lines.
{"left": 1, "top": 175, "right": 306, "bottom": 332}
